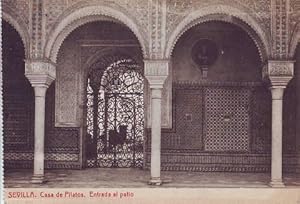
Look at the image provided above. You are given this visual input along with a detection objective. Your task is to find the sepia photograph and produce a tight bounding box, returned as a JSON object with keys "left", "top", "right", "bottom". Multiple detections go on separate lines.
{"left": 1, "top": 0, "right": 300, "bottom": 203}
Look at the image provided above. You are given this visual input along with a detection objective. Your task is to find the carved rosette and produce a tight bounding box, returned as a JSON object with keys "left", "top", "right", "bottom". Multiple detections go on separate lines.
{"left": 25, "top": 60, "right": 56, "bottom": 87}
{"left": 144, "top": 60, "right": 169, "bottom": 88}
{"left": 266, "top": 60, "right": 294, "bottom": 87}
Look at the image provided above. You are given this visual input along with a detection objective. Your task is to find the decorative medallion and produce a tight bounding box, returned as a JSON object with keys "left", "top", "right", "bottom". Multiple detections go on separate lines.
{"left": 192, "top": 39, "right": 219, "bottom": 67}
{"left": 191, "top": 39, "right": 219, "bottom": 77}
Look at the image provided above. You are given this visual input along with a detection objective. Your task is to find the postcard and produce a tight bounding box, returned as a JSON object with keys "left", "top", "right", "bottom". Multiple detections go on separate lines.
{"left": 1, "top": 0, "right": 300, "bottom": 203}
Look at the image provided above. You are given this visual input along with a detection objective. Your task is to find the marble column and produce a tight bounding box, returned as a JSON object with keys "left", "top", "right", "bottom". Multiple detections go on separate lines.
{"left": 144, "top": 60, "right": 169, "bottom": 185}
{"left": 25, "top": 60, "right": 56, "bottom": 184}
{"left": 266, "top": 60, "right": 294, "bottom": 187}
{"left": 270, "top": 87, "right": 285, "bottom": 187}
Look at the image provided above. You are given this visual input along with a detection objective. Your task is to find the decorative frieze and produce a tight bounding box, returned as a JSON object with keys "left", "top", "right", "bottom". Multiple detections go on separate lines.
{"left": 145, "top": 152, "right": 300, "bottom": 173}
{"left": 4, "top": 152, "right": 79, "bottom": 162}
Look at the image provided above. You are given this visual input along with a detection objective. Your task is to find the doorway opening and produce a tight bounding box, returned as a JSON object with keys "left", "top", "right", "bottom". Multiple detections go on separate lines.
{"left": 86, "top": 56, "right": 144, "bottom": 168}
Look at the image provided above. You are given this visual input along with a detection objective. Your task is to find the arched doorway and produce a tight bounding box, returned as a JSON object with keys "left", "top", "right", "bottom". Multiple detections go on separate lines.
{"left": 2, "top": 20, "right": 34, "bottom": 168}
{"left": 86, "top": 55, "right": 144, "bottom": 168}
{"left": 156, "top": 20, "right": 272, "bottom": 172}
{"left": 54, "top": 20, "right": 145, "bottom": 169}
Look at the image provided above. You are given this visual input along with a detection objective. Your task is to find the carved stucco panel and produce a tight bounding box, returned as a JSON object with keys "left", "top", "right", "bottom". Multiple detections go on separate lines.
{"left": 289, "top": 0, "right": 300, "bottom": 57}
{"left": 3, "top": 0, "right": 30, "bottom": 29}
{"left": 161, "top": 75, "right": 172, "bottom": 128}
{"left": 2, "top": 0, "right": 31, "bottom": 57}
{"left": 44, "top": 0, "right": 150, "bottom": 41}
{"left": 266, "top": 60, "right": 294, "bottom": 87}
{"left": 268, "top": 61, "right": 294, "bottom": 76}
{"left": 55, "top": 42, "right": 80, "bottom": 126}
{"left": 166, "top": 0, "right": 271, "bottom": 39}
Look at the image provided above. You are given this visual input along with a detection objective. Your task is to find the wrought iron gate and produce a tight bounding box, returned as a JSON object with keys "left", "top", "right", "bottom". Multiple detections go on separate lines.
{"left": 86, "top": 58, "right": 144, "bottom": 168}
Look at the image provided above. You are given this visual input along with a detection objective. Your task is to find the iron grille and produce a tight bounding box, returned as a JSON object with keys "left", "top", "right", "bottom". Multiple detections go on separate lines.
{"left": 86, "top": 58, "right": 144, "bottom": 168}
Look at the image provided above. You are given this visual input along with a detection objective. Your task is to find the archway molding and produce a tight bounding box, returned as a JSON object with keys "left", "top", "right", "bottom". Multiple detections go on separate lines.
{"left": 165, "top": 5, "right": 271, "bottom": 62}
{"left": 45, "top": 5, "right": 148, "bottom": 63}
{"left": 289, "top": 23, "right": 300, "bottom": 58}
{"left": 2, "top": 10, "right": 30, "bottom": 58}
{"left": 84, "top": 47, "right": 144, "bottom": 74}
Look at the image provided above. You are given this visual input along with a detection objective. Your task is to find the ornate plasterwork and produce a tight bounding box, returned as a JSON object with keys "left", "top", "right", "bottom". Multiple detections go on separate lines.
{"left": 25, "top": 60, "right": 56, "bottom": 87}
{"left": 83, "top": 48, "right": 143, "bottom": 78}
{"left": 289, "top": 24, "right": 300, "bottom": 57}
{"left": 271, "top": 0, "right": 291, "bottom": 59}
{"left": 165, "top": 0, "right": 271, "bottom": 37}
{"left": 144, "top": 60, "right": 169, "bottom": 88}
{"left": 2, "top": 4, "right": 31, "bottom": 58}
{"left": 44, "top": 0, "right": 150, "bottom": 37}
{"left": 149, "top": 0, "right": 167, "bottom": 59}
{"left": 268, "top": 61, "right": 294, "bottom": 76}
{"left": 164, "top": 4, "right": 271, "bottom": 61}
{"left": 266, "top": 60, "right": 294, "bottom": 87}
{"left": 44, "top": 5, "right": 149, "bottom": 63}
{"left": 289, "top": 0, "right": 300, "bottom": 57}
{"left": 2, "top": 0, "right": 30, "bottom": 28}
{"left": 31, "top": 0, "right": 44, "bottom": 59}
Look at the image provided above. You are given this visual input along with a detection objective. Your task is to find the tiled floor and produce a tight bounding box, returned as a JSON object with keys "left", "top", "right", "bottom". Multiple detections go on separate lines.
{"left": 4, "top": 168, "right": 300, "bottom": 188}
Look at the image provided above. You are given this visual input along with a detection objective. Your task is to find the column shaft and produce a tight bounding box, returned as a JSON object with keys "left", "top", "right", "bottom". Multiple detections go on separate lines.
{"left": 270, "top": 88, "right": 285, "bottom": 187}
{"left": 32, "top": 86, "right": 47, "bottom": 183}
{"left": 25, "top": 60, "right": 56, "bottom": 184}
{"left": 149, "top": 88, "right": 163, "bottom": 185}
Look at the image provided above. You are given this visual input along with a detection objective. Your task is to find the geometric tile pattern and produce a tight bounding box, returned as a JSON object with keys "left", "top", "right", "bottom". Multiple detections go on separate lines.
{"left": 204, "top": 87, "right": 251, "bottom": 151}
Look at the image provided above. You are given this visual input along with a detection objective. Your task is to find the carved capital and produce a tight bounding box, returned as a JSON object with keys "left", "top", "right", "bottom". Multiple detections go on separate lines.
{"left": 144, "top": 60, "right": 169, "bottom": 88}
{"left": 265, "top": 60, "right": 294, "bottom": 87}
{"left": 25, "top": 59, "right": 56, "bottom": 87}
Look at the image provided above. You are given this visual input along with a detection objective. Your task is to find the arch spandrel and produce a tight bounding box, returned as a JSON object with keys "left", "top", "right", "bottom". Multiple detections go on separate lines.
{"left": 289, "top": 24, "right": 300, "bottom": 58}
{"left": 2, "top": 11, "right": 30, "bottom": 58}
{"left": 164, "top": 5, "right": 271, "bottom": 62}
{"left": 44, "top": 5, "right": 149, "bottom": 63}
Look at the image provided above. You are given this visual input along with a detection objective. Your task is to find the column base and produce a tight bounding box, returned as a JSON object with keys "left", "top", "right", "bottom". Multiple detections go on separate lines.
{"left": 148, "top": 177, "right": 162, "bottom": 186}
{"left": 269, "top": 180, "right": 285, "bottom": 188}
{"left": 31, "top": 174, "right": 46, "bottom": 184}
